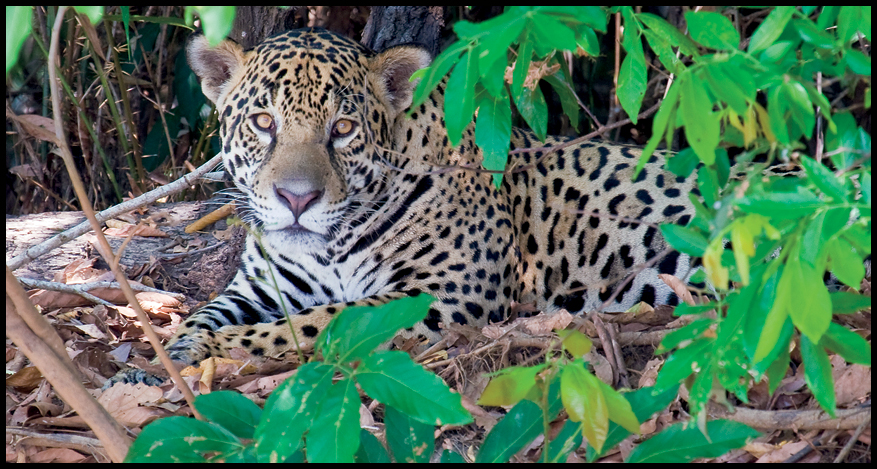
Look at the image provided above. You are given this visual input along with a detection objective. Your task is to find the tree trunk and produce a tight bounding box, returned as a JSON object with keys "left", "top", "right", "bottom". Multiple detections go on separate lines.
{"left": 361, "top": 6, "right": 444, "bottom": 56}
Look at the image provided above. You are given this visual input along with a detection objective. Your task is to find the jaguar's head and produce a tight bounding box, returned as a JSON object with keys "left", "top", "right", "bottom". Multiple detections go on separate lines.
{"left": 188, "top": 28, "right": 431, "bottom": 251}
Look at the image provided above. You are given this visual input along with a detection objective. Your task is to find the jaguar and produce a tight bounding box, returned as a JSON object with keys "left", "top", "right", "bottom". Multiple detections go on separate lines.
{"left": 164, "top": 28, "right": 697, "bottom": 365}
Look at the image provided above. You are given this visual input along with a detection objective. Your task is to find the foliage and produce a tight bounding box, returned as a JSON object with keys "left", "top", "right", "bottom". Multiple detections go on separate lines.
{"left": 413, "top": 5, "right": 871, "bottom": 437}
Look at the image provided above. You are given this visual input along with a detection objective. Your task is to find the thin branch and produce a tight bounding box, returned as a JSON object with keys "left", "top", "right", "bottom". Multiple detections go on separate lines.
{"left": 18, "top": 277, "right": 186, "bottom": 301}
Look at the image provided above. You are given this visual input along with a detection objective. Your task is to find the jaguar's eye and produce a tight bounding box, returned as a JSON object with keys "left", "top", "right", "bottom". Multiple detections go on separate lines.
{"left": 253, "top": 113, "right": 275, "bottom": 132}
{"left": 332, "top": 119, "right": 357, "bottom": 138}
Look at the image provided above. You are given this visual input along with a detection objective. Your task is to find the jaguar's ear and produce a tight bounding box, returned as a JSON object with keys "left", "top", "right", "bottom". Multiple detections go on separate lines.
{"left": 370, "top": 45, "right": 432, "bottom": 115}
{"left": 187, "top": 35, "right": 246, "bottom": 105}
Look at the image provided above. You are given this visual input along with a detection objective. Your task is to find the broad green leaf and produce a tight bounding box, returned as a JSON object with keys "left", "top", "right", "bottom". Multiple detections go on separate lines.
{"left": 681, "top": 74, "right": 719, "bottom": 164}
{"left": 837, "top": 6, "right": 862, "bottom": 43}
{"left": 544, "top": 73, "right": 581, "bottom": 130}
{"left": 478, "top": 364, "right": 545, "bottom": 407}
{"left": 558, "top": 329, "right": 592, "bottom": 357}
{"left": 194, "top": 391, "right": 262, "bottom": 440}
{"left": 626, "top": 420, "right": 759, "bottom": 463}
{"left": 659, "top": 224, "right": 709, "bottom": 257}
{"left": 793, "top": 18, "right": 836, "bottom": 49}
{"left": 655, "top": 337, "right": 713, "bottom": 389}
{"left": 475, "top": 87, "right": 511, "bottom": 188}
{"left": 685, "top": 11, "right": 740, "bottom": 50}
{"left": 636, "top": 81, "right": 681, "bottom": 179}
{"left": 190, "top": 6, "right": 235, "bottom": 47}
{"left": 357, "top": 351, "right": 472, "bottom": 426}
{"left": 125, "top": 417, "right": 244, "bottom": 462}
{"left": 476, "top": 15, "right": 526, "bottom": 79}
{"left": 827, "top": 237, "right": 866, "bottom": 289}
{"left": 585, "top": 384, "right": 679, "bottom": 461}
{"left": 441, "top": 450, "right": 466, "bottom": 463}
{"left": 511, "top": 36, "right": 532, "bottom": 101}
{"left": 385, "top": 406, "right": 434, "bottom": 463}
{"left": 319, "top": 294, "right": 433, "bottom": 363}
{"left": 799, "top": 335, "right": 836, "bottom": 417}
{"left": 783, "top": 81, "right": 816, "bottom": 139}
{"left": 703, "top": 62, "right": 749, "bottom": 115}
{"left": 786, "top": 258, "right": 832, "bottom": 344}
{"left": 6, "top": 6, "right": 33, "bottom": 74}
{"left": 736, "top": 187, "right": 824, "bottom": 219}
{"left": 516, "top": 85, "right": 549, "bottom": 141}
{"left": 657, "top": 318, "right": 715, "bottom": 353}
{"left": 698, "top": 166, "right": 720, "bottom": 208}
{"left": 753, "top": 275, "right": 791, "bottom": 364}
{"left": 845, "top": 49, "right": 871, "bottom": 76}
{"left": 800, "top": 155, "right": 847, "bottom": 201}
{"left": 476, "top": 399, "right": 543, "bottom": 462}
{"left": 73, "top": 6, "right": 104, "bottom": 25}
{"left": 576, "top": 27, "right": 600, "bottom": 57}
{"left": 830, "top": 291, "right": 872, "bottom": 314}
{"left": 748, "top": 6, "right": 796, "bottom": 54}
{"left": 730, "top": 222, "right": 754, "bottom": 285}
{"left": 445, "top": 50, "right": 479, "bottom": 145}
{"left": 673, "top": 303, "right": 718, "bottom": 316}
{"left": 561, "top": 362, "right": 608, "bottom": 452}
{"left": 531, "top": 14, "right": 578, "bottom": 52}
{"left": 595, "top": 379, "right": 640, "bottom": 434}
{"left": 306, "top": 378, "right": 361, "bottom": 463}
{"left": 354, "top": 429, "right": 391, "bottom": 463}
{"left": 637, "top": 12, "right": 700, "bottom": 56}
{"left": 544, "top": 419, "right": 583, "bottom": 463}
{"left": 819, "top": 322, "right": 871, "bottom": 365}
{"left": 642, "top": 28, "right": 679, "bottom": 73}
{"left": 255, "top": 363, "right": 335, "bottom": 462}
{"left": 765, "top": 338, "right": 791, "bottom": 395}
{"left": 666, "top": 146, "right": 699, "bottom": 179}
{"left": 410, "top": 41, "right": 468, "bottom": 110}
{"left": 617, "top": 34, "right": 647, "bottom": 124}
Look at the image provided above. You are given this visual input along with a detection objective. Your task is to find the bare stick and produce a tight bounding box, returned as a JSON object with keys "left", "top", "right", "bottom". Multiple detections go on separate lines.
{"left": 7, "top": 153, "right": 221, "bottom": 271}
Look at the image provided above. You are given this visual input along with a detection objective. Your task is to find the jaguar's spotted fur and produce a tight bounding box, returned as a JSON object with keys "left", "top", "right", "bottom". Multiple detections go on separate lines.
{"left": 165, "top": 28, "right": 696, "bottom": 365}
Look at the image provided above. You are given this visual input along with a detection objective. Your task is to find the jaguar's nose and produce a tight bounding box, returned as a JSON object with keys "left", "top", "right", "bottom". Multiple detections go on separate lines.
{"left": 275, "top": 187, "right": 323, "bottom": 221}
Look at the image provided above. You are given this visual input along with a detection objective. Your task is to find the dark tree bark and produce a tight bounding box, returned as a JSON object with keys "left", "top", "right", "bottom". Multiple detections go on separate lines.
{"left": 228, "top": 7, "right": 307, "bottom": 49}
{"left": 361, "top": 6, "right": 444, "bottom": 56}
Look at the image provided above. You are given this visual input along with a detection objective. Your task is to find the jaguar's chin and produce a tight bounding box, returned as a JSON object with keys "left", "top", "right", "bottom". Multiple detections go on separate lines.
{"left": 262, "top": 227, "right": 327, "bottom": 253}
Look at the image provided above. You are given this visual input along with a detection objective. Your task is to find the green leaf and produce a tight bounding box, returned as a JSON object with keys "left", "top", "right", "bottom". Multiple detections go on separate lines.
{"left": 800, "top": 155, "right": 847, "bottom": 201}
{"left": 531, "top": 14, "right": 579, "bottom": 51}
{"left": 681, "top": 74, "right": 719, "bottom": 164}
{"left": 736, "top": 187, "right": 824, "bottom": 219}
{"left": 642, "top": 28, "right": 680, "bottom": 73}
{"left": 765, "top": 339, "right": 791, "bottom": 395}
{"left": 445, "top": 50, "right": 479, "bottom": 145}
{"left": 697, "top": 165, "right": 719, "bottom": 206}
{"left": 748, "top": 6, "right": 796, "bottom": 54}
{"left": 595, "top": 379, "right": 640, "bottom": 434}
{"left": 819, "top": 322, "right": 871, "bottom": 365}
{"left": 558, "top": 329, "right": 593, "bottom": 357}
{"left": 830, "top": 291, "right": 872, "bottom": 314}
{"left": 685, "top": 11, "right": 740, "bottom": 50}
{"left": 354, "top": 429, "right": 391, "bottom": 463}
{"left": 319, "top": 294, "right": 432, "bottom": 363}
{"left": 410, "top": 40, "right": 468, "bottom": 110}
{"left": 786, "top": 258, "right": 832, "bottom": 344}
{"left": 626, "top": 420, "right": 760, "bottom": 463}
{"left": 306, "top": 378, "right": 361, "bottom": 463}
{"left": 255, "top": 363, "right": 335, "bottom": 463}
{"left": 660, "top": 223, "right": 709, "bottom": 257}
{"left": 783, "top": 81, "right": 816, "bottom": 139}
{"left": 6, "top": 6, "right": 33, "bottom": 74}
{"left": 476, "top": 15, "right": 526, "bottom": 80}
{"left": 655, "top": 337, "right": 713, "bottom": 389}
{"left": 357, "top": 351, "right": 472, "bottom": 426}
{"left": 544, "top": 73, "right": 581, "bottom": 130}
{"left": 576, "top": 27, "right": 600, "bottom": 57}
{"left": 666, "top": 147, "right": 699, "bottom": 179}
{"left": 194, "top": 391, "right": 262, "bottom": 440}
{"left": 189, "top": 6, "right": 235, "bottom": 47}
{"left": 658, "top": 318, "right": 715, "bottom": 353}
{"left": 845, "top": 49, "right": 872, "bottom": 76}
{"left": 125, "top": 417, "right": 243, "bottom": 462}
{"left": 617, "top": 34, "right": 647, "bottom": 124}
{"left": 585, "top": 385, "right": 679, "bottom": 461}
{"left": 441, "top": 450, "right": 467, "bottom": 463}
{"left": 511, "top": 35, "right": 532, "bottom": 101}
{"left": 385, "top": 406, "right": 434, "bottom": 463}
{"left": 637, "top": 12, "right": 700, "bottom": 56}
{"left": 827, "top": 237, "right": 866, "bottom": 289}
{"left": 793, "top": 18, "right": 837, "bottom": 49}
{"left": 545, "top": 419, "right": 583, "bottom": 463}
{"left": 636, "top": 82, "right": 681, "bottom": 179}
{"left": 703, "top": 62, "right": 749, "bottom": 115}
{"left": 476, "top": 399, "right": 543, "bottom": 463}
{"left": 674, "top": 303, "right": 719, "bottom": 316}
{"left": 561, "top": 361, "right": 608, "bottom": 453}
{"left": 516, "top": 85, "right": 549, "bottom": 141}
{"left": 478, "top": 364, "right": 545, "bottom": 407}
{"left": 799, "top": 335, "right": 836, "bottom": 417}
{"left": 475, "top": 87, "right": 511, "bottom": 188}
